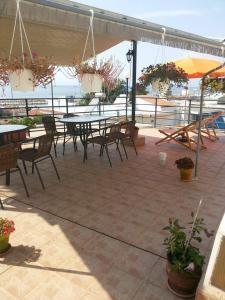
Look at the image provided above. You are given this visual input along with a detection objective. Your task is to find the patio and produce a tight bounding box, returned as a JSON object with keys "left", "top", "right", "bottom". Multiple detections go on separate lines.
{"left": 0, "top": 126, "right": 225, "bottom": 300}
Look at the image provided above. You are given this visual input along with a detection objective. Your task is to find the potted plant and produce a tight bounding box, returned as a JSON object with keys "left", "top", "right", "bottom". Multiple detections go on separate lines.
{"left": 68, "top": 58, "right": 123, "bottom": 93}
{"left": 137, "top": 62, "right": 188, "bottom": 96}
{"left": 163, "top": 213, "right": 213, "bottom": 298}
{"left": 175, "top": 157, "right": 194, "bottom": 181}
{"left": 0, "top": 52, "right": 55, "bottom": 92}
{"left": 0, "top": 217, "right": 15, "bottom": 254}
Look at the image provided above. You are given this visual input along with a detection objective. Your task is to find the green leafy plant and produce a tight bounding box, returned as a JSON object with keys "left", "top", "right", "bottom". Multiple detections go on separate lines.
{"left": 203, "top": 77, "right": 225, "bottom": 94}
{"left": 137, "top": 62, "right": 188, "bottom": 95}
{"left": 175, "top": 157, "right": 194, "bottom": 169}
{"left": 9, "top": 117, "right": 37, "bottom": 128}
{"left": 163, "top": 214, "right": 213, "bottom": 273}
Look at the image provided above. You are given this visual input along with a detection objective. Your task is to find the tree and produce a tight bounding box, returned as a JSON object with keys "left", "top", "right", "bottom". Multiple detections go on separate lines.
{"left": 104, "top": 79, "right": 127, "bottom": 103}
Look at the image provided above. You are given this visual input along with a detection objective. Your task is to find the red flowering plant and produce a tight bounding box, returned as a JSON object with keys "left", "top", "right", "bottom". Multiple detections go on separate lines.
{"left": 137, "top": 62, "right": 188, "bottom": 92}
{"left": 68, "top": 58, "right": 124, "bottom": 90}
{"left": 0, "top": 218, "right": 15, "bottom": 238}
{"left": 0, "top": 52, "right": 55, "bottom": 88}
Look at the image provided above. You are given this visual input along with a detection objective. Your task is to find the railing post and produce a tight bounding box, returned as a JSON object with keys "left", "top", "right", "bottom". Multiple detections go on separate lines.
{"left": 188, "top": 99, "right": 192, "bottom": 124}
{"left": 50, "top": 80, "right": 55, "bottom": 117}
{"left": 154, "top": 97, "right": 158, "bottom": 128}
{"left": 25, "top": 99, "right": 29, "bottom": 117}
{"left": 66, "top": 97, "right": 69, "bottom": 114}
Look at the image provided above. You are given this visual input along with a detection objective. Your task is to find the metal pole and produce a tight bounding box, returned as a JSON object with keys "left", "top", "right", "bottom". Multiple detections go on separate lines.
{"left": 126, "top": 77, "right": 128, "bottom": 120}
{"left": 154, "top": 98, "right": 158, "bottom": 128}
{"left": 188, "top": 99, "right": 192, "bottom": 123}
{"left": 50, "top": 80, "right": 55, "bottom": 117}
{"left": 131, "top": 40, "right": 137, "bottom": 122}
{"left": 66, "top": 98, "right": 69, "bottom": 114}
{"left": 194, "top": 62, "right": 225, "bottom": 178}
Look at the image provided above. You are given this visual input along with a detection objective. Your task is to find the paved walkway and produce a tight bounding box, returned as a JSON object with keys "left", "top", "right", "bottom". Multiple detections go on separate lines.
{"left": 0, "top": 127, "right": 225, "bottom": 300}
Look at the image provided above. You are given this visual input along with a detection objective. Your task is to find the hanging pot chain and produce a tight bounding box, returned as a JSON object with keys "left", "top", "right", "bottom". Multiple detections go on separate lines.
{"left": 81, "top": 9, "right": 96, "bottom": 62}
{"left": 9, "top": 0, "right": 34, "bottom": 65}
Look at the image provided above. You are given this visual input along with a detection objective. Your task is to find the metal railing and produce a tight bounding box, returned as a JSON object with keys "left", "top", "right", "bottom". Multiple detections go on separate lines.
{"left": 0, "top": 96, "right": 225, "bottom": 131}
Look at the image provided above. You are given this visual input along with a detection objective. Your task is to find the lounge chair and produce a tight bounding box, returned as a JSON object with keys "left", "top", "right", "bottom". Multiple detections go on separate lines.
{"left": 155, "top": 120, "right": 206, "bottom": 152}
{"left": 200, "top": 111, "right": 223, "bottom": 142}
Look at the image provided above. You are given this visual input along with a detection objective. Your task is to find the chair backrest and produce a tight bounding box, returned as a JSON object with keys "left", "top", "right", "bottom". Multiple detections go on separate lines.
{"left": 42, "top": 116, "right": 57, "bottom": 135}
{"left": 124, "top": 121, "right": 137, "bottom": 138}
{"left": 63, "top": 113, "right": 76, "bottom": 134}
{"left": 0, "top": 144, "right": 18, "bottom": 172}
{"left": 107, "top": 124, "right": 121, "bottom": 142}
{"left": 36, "top": 135, "right": 53, "bottom": 158}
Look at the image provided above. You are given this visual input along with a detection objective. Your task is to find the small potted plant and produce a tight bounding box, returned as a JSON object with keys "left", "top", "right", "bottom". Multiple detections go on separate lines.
{"left": 0, "top": 217, "right": 15, "bottom": 254}
{"left": 0, "top": 52, "right": 55, "bottom": 92}
{"left": 68, "top": 58, "right": 123, "bottom": 93}
{"left": 163, "top": 213, "right": 213, "bottom": 298}
{"left": 175, "top": 157, "right": 194, "bottom": 181}
{"left": 137, "top": 62, "right": 188, "bottom": 96}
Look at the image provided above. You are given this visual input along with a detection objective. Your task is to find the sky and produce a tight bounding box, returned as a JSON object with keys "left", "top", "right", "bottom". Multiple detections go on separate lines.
{"left": 48, "top": 0, "right": 225, "bottom": 86}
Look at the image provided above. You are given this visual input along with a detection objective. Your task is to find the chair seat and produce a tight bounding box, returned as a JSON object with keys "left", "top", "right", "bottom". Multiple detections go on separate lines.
{"left": 88, "top": 136, "right": 106, "bottom": 145}
{"left": 20, "top": 148, "right": 38, "bottom": 161}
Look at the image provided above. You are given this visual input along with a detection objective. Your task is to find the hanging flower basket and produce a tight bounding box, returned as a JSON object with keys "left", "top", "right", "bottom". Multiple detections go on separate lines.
{"left": 151, "top": 78, "right": 170, "bottom": 96}
{"left": 9, "top": 68, "right": 34, "bottom": 92}
{"left": 0, "top": 53, "right": 55, "bottom": 92}
{"left": 137, "top": 62, "right": 188, "bottom": 96}
{"left": 68, "top": 58, "right": 123, "bottom": 93}
{"left": 81, "top": 73, "right": 103, "bottom": 93}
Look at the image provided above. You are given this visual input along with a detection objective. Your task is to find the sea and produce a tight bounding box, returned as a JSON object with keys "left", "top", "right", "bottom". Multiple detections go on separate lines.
{"left": 0, "top": 85, "right": 82, "bottom": 100}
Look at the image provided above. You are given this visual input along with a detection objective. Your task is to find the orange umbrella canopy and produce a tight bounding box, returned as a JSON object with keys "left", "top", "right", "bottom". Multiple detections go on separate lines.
{"left": 174, "top": 57, "right": 225, "bottom": 78}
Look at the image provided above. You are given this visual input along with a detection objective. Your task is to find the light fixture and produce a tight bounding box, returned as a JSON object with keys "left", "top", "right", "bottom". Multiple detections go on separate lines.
{"left": 126, "top": 49, "right": 133, "bottom": 63}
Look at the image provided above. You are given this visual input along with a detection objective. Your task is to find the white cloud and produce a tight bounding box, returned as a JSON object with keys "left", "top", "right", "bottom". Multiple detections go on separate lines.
{"left": 136, "top": 9, "right": 201, "bottom": 19}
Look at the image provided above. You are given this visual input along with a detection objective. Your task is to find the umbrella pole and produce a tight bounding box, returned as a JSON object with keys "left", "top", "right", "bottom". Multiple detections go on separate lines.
{"left": 194, "top": 62, "right": 225, "bottom": 178}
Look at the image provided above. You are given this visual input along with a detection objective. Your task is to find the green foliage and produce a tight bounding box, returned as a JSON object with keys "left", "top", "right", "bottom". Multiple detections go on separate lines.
{"left": 203, "top": 77, "right": 225, "bottom": 94}
{"left": 137, "top": 62, "right": 188, "bottom": 95}
{"left": 163, "top": 214, "right": 213, "bottom": 273}
{"left": 104, "top": 79, "right": 127, "bottom": 103}
{"left": 8, "top": 116, "right": 42, "bottom": 128}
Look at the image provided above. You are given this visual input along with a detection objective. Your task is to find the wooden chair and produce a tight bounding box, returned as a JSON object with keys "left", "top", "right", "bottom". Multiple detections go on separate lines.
{"left": 19, "top": 135, "right": 60, "bottom": 190}
{"left": 155, "top": 120, "right": 206, "bottom": 152}
{"left": 42, "top": 116, "right": 64, "bottom": 157}
{"left": 118, "top": 121, "right": 138, "bottom": 159}
{"left": 0, "top": 144, "right": 29, "bottom": 197}
{"left": 200, "top": 111, "right": 223, "bottom": 142}
{"left": 87, "top": 124, "right": 123, "bottom": 167}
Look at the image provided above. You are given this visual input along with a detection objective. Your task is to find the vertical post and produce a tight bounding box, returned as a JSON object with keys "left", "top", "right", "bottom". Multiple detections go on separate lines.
{"left": 131, "top": 40, "right": 137, "bottom": 122}
{"left": 25, "top": 99, "right": 29, "bottom": 117}
{"left": 154, "top": 98, "right": 158, "bottom": 128}
{"left": 66, "top": 98, "right": 69, "bottom": 114}
{"left": 126, "top": 77, "right": 128, "bottom": 120}
{"left": 188, "top": 99, "right": 192, "bottom": 124}
{"left": 50, "top": 80, "right": 55, "bottom": 117}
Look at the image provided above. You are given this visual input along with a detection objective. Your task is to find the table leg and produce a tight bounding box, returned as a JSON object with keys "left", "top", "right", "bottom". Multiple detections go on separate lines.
{"left": 79, "top": 123, "right": 88, "bottom": 163}
{"left": 6, "top": 170, "right": 10, "bottom": 186}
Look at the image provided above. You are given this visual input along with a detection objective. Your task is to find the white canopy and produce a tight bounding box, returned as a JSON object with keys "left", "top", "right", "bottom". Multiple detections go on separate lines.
{"left": 0, "top": 0, "right": 224, "bottom": 65}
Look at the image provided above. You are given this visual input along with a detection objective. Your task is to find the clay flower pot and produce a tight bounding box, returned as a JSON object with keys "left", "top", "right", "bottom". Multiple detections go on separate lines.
{"left": 166, "top": 261, "right": 202, "bottom": 298}
{"left": 0, "top": 235, "right": 10, "bottom": 254}
{"left": 179, "top": 168, "right": 193, "bottom": 181}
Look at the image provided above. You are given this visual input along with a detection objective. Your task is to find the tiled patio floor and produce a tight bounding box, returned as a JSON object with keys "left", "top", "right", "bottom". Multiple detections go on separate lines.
{"left": 0, "top": 127, "right": 225, "bottom": 300}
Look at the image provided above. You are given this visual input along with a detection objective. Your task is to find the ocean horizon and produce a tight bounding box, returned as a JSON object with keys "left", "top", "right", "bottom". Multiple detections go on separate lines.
{"left": 0, "top": 85, "right": 82, "bottom": 99}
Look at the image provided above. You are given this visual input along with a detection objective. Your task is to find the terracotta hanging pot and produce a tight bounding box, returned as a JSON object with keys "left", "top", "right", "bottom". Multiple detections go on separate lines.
{"left": 81, "top": 73, "right": 103, "bottom": 93}
{"left": 9, "top": 68, "right": 34, "bottom": 92}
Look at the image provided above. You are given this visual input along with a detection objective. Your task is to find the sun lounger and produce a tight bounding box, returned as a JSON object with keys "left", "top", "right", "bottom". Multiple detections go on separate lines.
{"left": 200, "top": 111, "right": 223, "bottom": 142}
{"left": 155, "top": 120, "right": 206, "bottom": 152}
